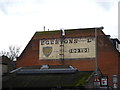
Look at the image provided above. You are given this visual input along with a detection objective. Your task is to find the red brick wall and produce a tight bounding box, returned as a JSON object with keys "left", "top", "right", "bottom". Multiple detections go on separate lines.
{"left": 118, "top": 52, "right": 120, "bottom": 88}
{"left": 16, "top": 28, "right": 120, "bottom": 87}
{"left": 17, "top": 29, "right": 99, "bottom": 68}
{"left": 97, "top": 34, "right": 119, "bottom": 87}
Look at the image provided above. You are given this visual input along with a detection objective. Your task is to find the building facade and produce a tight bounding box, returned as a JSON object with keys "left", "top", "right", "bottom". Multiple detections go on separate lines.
{"left": 0, "top": 56, "right": 16, "bottom": 75}
{"left": 16, "top": 27, "right": 120, "bottom": 88}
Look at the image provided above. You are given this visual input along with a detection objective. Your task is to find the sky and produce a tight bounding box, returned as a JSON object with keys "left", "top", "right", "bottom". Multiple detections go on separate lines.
{"left": 0, "top": 0, "right": 119, "bottom": 54}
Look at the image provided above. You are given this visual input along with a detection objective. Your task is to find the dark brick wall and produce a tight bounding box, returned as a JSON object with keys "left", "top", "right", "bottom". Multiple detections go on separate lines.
{"left": 16, "top": 28, "right": 120, "bottom": 87}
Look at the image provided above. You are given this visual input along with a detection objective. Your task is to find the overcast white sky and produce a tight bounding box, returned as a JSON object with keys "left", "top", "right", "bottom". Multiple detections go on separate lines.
{"left": 0, "top": 0, "right": 119, "bottom": 53}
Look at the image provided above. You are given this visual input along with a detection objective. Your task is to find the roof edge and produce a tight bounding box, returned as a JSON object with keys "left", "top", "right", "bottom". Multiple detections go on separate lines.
{"left": 35, "top": 26, "right": 104, "bottom": 33}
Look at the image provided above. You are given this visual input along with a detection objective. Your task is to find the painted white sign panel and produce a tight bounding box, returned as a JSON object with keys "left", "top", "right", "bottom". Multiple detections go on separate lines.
{"left": 39, "top": 37, "right": 96, "bottom": 60}
{"left": 101, "top": 78, "right": 108, "bottom": 86}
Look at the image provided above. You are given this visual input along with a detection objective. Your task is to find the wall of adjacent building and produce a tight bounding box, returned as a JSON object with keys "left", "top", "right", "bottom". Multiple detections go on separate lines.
{"left": 1, "top": 56, "right": 16, "bottom": 74}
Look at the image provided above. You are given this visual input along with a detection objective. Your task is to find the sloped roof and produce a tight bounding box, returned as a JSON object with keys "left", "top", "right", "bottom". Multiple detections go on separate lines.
{"left": 3, "top": 65, "right": 94, "bottom": 89}
{"left": 111, "top": 38, "right": 120, "bottom": 44}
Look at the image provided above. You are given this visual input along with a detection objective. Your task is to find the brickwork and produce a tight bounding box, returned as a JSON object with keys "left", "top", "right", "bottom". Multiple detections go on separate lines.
{"left": 16, "top": 28, "right": 120, "bottom": 88}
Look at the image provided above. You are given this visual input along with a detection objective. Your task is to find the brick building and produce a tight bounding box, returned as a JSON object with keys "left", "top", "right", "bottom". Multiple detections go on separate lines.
{"left": 16, "top": 27, "right": 120, "bottom": 88}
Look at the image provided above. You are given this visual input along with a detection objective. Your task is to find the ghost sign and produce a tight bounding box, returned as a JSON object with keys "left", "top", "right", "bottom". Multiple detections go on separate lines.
{"left": 39, "top": 37, "right": 96, "bottom": 60}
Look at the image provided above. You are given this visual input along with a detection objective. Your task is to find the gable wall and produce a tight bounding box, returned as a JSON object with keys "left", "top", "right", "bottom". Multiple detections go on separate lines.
{"left": 16, "top": 29, "right": 120, "bottom": 87}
